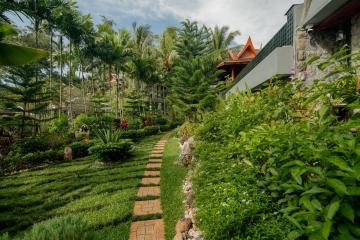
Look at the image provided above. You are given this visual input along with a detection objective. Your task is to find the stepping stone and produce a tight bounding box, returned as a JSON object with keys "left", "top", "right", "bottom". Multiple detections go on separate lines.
{"left": 149, "top": 159, "right": 162, "bottom": 163}
{"left": 129, "top": 219, "right": 165, "bottom": 240}
{"left": 141, "top": 177, "right": 160, "bottom": 185}
{"left": 144, "top": 171, "right": 160, "bottom": 176}
{"left": 151, "top": 150, "right": 163, "bottom": 154}
{"left": 133, "top": 199, "right": 162, "bottom": 216}
{"left": 137, "top": 186, "right": 160, "bottom": 197}
{"left": 152, "top": 148, "right": 164, "bottom": 152}
{"left": 149, "top": 154, "right": 163, "bottom": 159}
{"left": 146, "top": 163, "right": 161, "bottom": 169}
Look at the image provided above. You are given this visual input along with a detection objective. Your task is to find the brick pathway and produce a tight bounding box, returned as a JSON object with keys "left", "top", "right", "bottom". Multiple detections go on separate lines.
{"left": 129, "top": 219, "right": 165, "bottom": 240}
{"left": 129, "top": 134, "right": 171, "bottom": 240}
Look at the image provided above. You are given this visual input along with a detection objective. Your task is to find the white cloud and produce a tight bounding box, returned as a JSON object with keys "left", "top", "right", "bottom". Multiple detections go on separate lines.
{"left": 78, "top": 0, "right": 304, "bottom": 47}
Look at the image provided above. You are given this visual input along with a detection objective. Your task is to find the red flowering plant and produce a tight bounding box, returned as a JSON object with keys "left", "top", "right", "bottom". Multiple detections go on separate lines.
{"left": 120, "top": 119, "right": 128, "bottom": 130}
{"left": 143, "top": 117, "right": 152, "bottom": 127}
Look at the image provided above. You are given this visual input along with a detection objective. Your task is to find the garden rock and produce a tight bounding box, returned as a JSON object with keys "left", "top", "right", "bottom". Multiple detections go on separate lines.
{"left": 64, "top": 147, "right": 72, "bottom": 160}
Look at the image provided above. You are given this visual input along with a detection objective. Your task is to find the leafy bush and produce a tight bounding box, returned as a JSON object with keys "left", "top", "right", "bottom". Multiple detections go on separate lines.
{"left": 49, "top": 115, "right": 69, "bottom": 134}
{"left": 95, "top": 129, "right": 122, "bottom": 144}
{"left": 153, "top": 116, "right": 167, "bottom": 125}
{"left": 74, "top": 114, "right": 97, "bottom": 130}
{"left": 127, "top": 118, "right": 142, "bottom": 130}
{"left": 5, "top": 149, "right": 63, "bottom": 171}
{"left": 144, "top": 126, "right": 159, "bottom": 136}
{"left": 70, "top": 141, "right": 94, "bottom": 158}
{"left": 13, "top": 137, "right": 48, "bottom": 154}
{"left": 22, "top": 215, "right": 94, "bottom": 240}
{"left": 89, "top": 140, "right": 133, "bottom": 162}
{"left": 119, "top": 129, "right": 145, "bottom": 141}
{"left": 194, "top": 48, "right": 360, "bottom": 239}
{"left": 158, "top": 124, "right": 169, "bottom": 132}
{"left": 178, "top": 121, "right": 198, "bottom": 138}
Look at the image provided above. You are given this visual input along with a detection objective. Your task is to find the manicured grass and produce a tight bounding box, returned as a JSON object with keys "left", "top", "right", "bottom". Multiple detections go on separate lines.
{"left": 161, "top": 137, "right": 187, "bottom": 240}
{"left": 0, "top": 134, "right": 163, "bottom": 239}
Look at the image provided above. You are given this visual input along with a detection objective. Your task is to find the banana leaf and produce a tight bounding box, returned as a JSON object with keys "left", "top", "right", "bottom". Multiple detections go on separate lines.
{"left": 0, "top": 42, "right": 48, "bottom": 66}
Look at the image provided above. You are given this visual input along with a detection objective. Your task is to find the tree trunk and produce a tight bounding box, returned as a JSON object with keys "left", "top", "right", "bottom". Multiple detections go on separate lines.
{"left": 68, "top": 40, "right": 73, "bottom": 122}
{"left": 116, "top": 68, "right": 119, "bottom": 118}
{"left": 81, "top": 64, "right": 87, "bottom": 114}
{"left": 59, "top": 36, "right": 63, "bottom": 117}
{"left": 49, "top": 29, "right": 53, "bottom": 90}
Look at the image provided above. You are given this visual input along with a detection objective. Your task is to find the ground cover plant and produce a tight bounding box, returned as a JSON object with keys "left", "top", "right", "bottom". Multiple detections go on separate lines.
{"left": 193, "top": 48, "right": 360, "bottom": 239}
{"left": 0, "top": 134, "right": 163, "bottom": 239}
{"left": 161, "top": 137, "right": 187, "bottom": 239}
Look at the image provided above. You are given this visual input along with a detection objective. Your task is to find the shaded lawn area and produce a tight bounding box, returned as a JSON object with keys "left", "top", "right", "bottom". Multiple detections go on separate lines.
{"left": 161, "top": 137, "right": 187, "bottom": 240}
{"left": 0, "top": 134, "right": 163, "bottom": 239}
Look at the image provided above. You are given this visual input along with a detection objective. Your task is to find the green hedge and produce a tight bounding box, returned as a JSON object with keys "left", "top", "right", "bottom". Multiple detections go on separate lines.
{"left": 3, "top": 149, "right": 63, "bottom": 172}
{"left": 70, "top": 141, "right": 96, "bottom": 158}
{"left": 89, "top": 140, "right": 133, "bottom": 162}
{"left": 22, "top": 215, "right": 93, "bottom": 240}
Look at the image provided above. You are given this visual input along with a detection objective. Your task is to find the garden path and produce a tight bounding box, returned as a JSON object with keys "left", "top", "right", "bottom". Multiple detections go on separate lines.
{"left": 129, "top": 134, "right": 171, "bottom": 240}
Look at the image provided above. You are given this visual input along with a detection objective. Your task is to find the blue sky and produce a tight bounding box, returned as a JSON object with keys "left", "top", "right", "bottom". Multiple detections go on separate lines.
{"left": 77, "top": 0, "right": 304, "bottom": 47}
{"left": 10, "top": 0, "right": 304, "bottom": 48}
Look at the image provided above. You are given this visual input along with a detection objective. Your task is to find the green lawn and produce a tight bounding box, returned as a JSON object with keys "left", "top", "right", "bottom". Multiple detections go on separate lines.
{"left": 0, "top": 134, "right": 163, "bottom": 239}
{"left": 161, "top": 137, "right": 187, "bottom": 240}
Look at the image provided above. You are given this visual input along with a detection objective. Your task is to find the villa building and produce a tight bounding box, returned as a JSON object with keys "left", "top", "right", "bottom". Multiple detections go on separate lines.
{"left": 227, "top": 0, "right": 360, "bottom": 96}
{"left": 217, "top": 37, "right": 257, "bottom": 81}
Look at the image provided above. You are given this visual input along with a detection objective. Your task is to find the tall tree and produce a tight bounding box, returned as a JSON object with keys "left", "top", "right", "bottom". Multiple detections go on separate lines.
{"left": 0, "top": 65, "right": 51, "bottom": 137}
{"left": 168, "top": 20, "right": 220, "bottom": 120}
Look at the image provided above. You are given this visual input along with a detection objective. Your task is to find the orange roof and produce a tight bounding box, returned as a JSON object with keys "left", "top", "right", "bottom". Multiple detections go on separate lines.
{"left": 217, "top": 37, "right": 257, "bottom": 68}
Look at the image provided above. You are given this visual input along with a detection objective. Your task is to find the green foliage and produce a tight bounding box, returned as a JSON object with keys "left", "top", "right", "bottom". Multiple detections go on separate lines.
{"left": 167, "top": 20, "right": 221, "bottom": 120}
{"left": 95, "top": 129, "right": 122, "bottom": 144}
{"left": 89, "top": 140, "right": 133, "bottom": 162}
{"left": 0, "top": 65, "right": 52, "bottom": 138}
{"left": 70, "top": 141, "right": 94, "bottom": 158}
{"left": 0, "top": 23, "right": 48, "bottom": 66}
{"left": 4, "top": 149, "right": 63, "bottom": 171}
{"left": 143, "top": 126, "right": 159, "bottom": 136}
{"left": 198, "top": 94, "right": 218, "bottom": 112}
{"left": 22, "top": 215, "right": 93, "bottom": 240}
{"left": 119, "top": 129, "right": 145, "bottom": 141}
{"left": 49, "top": 115, "right": 69, "bottom": 134}
{"left": 126, "top": 118, "right": 142, "bottom": 130}
{"left": 194, "top": 48, "right": 360, "bottom": 239}
{"left": 74, "top": 114, "right": 97, "bottom": 130}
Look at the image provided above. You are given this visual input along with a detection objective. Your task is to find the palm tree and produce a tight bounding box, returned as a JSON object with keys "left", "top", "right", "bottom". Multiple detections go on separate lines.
{"left": 110, "top": 29, "right": 133, "bottom": 118}
{"left": 209, "top": 25, "right": 240, "bottom": 51}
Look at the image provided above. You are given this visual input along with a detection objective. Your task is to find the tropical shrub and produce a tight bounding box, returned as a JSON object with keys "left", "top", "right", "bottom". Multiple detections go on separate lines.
{"left": 95, "top": 129, "right": 123, "bottom": 144}
{"left": 194, "top": 48, "right": 360, "bottom": 239}
{"left": 127, "top": 118, "right": 142, "bottom": 130}
{"left": 153, "top": 116, "right": 167, "bottom": 125}
{"left": 119, "top": 129, "right": 145, "bottom": 141}
{"left": 48, "top": 115, "right": 69, "bottom": 134}
{"left": 70, "top": 141, "right": 94, "bottom": 158}
{"left": 74, "top": 114, "right": 97, "bottom": 130}
{"left": 4, "top": 149, "right": 63, "bottom": 171}
{"left": 89, "top": 140, "right": 133, "bottom": 162}
{"left": 13, "top": 137, "right": 48, "bottom": 154}
{"left": 22, "top": 215, "right": 94, "bottom": 240}
{"left": 144, "top": 126, "right": 159, "bottom": 136}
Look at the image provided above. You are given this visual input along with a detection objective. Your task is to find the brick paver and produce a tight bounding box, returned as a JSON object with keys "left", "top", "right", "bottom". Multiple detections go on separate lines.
{"left": 130, "top": 136, "right": 170, "bottom": 240}
{"left": 146, "top": 163, "right": 161, "bottom": 169}
{"left": 133, "top": 199, "right": 162, "bottom": 216}
{"left": 141, "top": 177, "right": 160, "bottom": 185}
{"left": 144, "top": 171, "right": 160, "bottom": 176}
{"left": 149, "top": 159, "right": 162, "bottom": 163}
{"left": 151, "top": 150, "right": 163, "bottom": 154}
{"left": 149, "top": 154, "right": 163, "bottom": 159}
{"left": 137, "top": 186, "right": 161, "bottom": 197}
{"left": 129, "top": 219, "right": 165, "bottom": 240}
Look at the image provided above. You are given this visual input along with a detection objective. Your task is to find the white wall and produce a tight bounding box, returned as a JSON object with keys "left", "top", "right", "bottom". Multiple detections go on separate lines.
{"left": 227, "top": 46, "right": 294, "bottom": 96}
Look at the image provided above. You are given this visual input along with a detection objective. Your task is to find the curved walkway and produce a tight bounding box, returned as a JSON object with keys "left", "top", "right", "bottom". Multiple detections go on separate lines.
{"left": 129, "top": 133, "right": 171, "bottom": 240}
